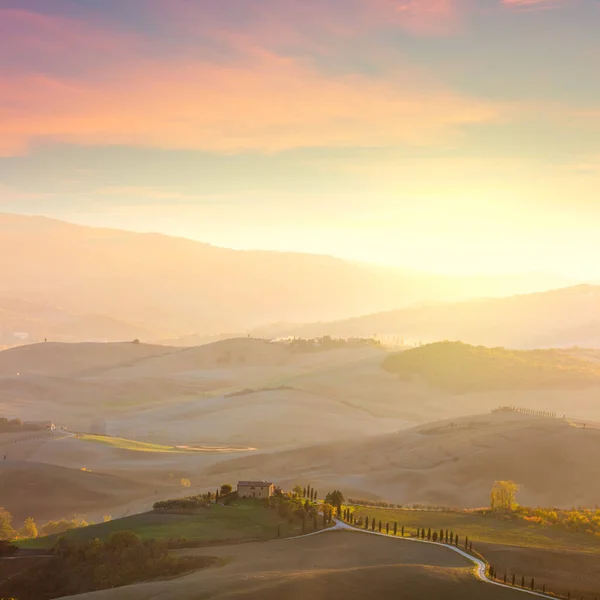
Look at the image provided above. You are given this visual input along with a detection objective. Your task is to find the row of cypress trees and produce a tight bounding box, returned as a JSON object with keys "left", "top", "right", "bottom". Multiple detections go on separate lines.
{"left": 341, "top": 509, "right": 594, "bottom": 600}
{"left": 487, "top": 566, "right": 595, "bottom": 600}
{"left": 302, "top": 485, "right": 318, "bottom": 501}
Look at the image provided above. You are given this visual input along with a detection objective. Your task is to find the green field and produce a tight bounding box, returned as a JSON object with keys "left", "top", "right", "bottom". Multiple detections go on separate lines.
{"left": 352, "top": 508, "right": 600, "bottom": 554}
{"left": 20, "top": 501, "right": 317, "bottom": 550}
{"left": 76, "top": 433, "right": 197, "bottom": 453}
{"left": 75, "top": 434, "right": 252, "bottom": 453}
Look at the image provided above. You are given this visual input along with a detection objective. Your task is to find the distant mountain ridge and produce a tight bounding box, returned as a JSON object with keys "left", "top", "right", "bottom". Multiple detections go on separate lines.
{"left": 255, "top": 285, "right": 600, "bottom": 349}
{"left": 0, "top": 213, "right": 575, "bottom": 339}
{"left": 0, "top": 297, "right": 154, "bottom": 347}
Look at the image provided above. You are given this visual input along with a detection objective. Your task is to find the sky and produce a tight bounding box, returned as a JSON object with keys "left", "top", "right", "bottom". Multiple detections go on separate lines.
{"left": 0, "top": 0, "right": 599, "bottom": 278}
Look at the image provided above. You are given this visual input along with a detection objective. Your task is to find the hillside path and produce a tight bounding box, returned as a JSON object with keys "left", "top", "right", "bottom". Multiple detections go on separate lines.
{"left": 287, "top": 519, "right": 556, "bottom": 599}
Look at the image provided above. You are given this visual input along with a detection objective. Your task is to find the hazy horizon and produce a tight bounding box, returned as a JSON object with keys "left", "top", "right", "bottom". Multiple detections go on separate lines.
{"left": 1, "top": 1, "right": 599, "bottom": 279}
{"left": 0, "top": 211, "right": 592, "bottom": 282}
{"left": 2, "top": 4, "right": 600, "bottom": 599}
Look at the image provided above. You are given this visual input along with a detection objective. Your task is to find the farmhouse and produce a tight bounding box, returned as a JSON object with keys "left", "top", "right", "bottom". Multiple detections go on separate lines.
{"left": 237, "top": 480, "right": 275, "bottom": 499}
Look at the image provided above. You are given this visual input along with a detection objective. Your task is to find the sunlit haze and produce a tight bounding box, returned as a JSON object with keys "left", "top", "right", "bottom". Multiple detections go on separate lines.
{"left": 2, "top": 4, "right": 600, "bottom": 598}
{"left": 0, "top": 0, "right": 599, "bottom": 278}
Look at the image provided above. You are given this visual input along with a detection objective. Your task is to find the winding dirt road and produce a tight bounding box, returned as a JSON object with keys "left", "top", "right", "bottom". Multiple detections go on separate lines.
{"left": 287, "top": 519, "right": 557, "bottom": 599}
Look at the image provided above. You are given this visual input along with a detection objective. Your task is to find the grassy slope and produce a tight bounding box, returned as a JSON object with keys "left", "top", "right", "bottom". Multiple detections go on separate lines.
{"left": 352, "top": 508, "right": 600, "bottom": 554}
{"left": 19, "top": 501, "right": 312, "bottom": 549}
{"left": 56, "top": 531, "right": 528, "bottom": 600}
{"left": 478, "top": 542, "right": 600, "bottom": 599}
{"left": 383, "top": 341, "right": 600, "bottom": 392}
{"left": 76, "top": 434, "right": 193, "bottom": 453}
{"left": 76, "top": 434, "right": 253, "bottom": 453}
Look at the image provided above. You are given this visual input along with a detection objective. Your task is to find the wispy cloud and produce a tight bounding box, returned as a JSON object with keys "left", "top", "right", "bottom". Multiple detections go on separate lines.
{"left": 501, "top": 0, "right": 566, "bottom": 11}
{"left": 0, "top": 52, "right": 505, "bottom": 156}
{"left": 392, "top": 0, "right": 462, "bottom": 35}
{"left": 0, "top": 6, "right": 507, "bottom": 156}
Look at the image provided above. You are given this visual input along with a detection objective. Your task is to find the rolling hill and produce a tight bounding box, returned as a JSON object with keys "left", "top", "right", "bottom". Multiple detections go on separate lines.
{"left": 0, "top": 214, "right": 573, "bottom": 338}
{"left": 31, "top": 531, "right": 526, "bottom": 600}
{"left": 0, "top": 460, "right": 153, "bottom": 522}
{"left": 205, "top": 411, "right": 600, "bottom": 508}
{"left": 382, "top": 341, "right": 600, "bottom": 393}
{"left": 0, "top": 341, "right": 177, "bottom": 377}
{"left": 256, "top": 285, "right": 600, "bottom": 349}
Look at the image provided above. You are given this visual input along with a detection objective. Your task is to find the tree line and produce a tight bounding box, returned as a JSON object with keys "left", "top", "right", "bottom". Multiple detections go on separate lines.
{"left": 153, "top": 484, "right": 236, "bottom": 512}
{"left": 287, "top": 337, "right": 381, "bottom": 353}
{"left": 0, "top": 417, "right": 46, "bottom": 433}
{"left": 492, "top": 406, "right": 557, "bottom": 418}
{"left": 0, "top": 530, "right": 215, "bottom": 600}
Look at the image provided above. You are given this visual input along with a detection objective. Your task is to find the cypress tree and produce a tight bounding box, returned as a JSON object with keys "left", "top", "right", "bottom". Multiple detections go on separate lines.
{"left": 417, "top": 527, "right": 420, "bottom": 538}
{"left": 427, "top": 527, "right": 431, "bottom": 540}
{"left": 531, "top": 577, "right": 534, "bottom": 591}
{"left": 465, "top": 536, "right": 469, "bottom": 550}
{"left": 469, "top": 541, "right": 473, "bottom": 552}
{"left": 512, "top": 574, "right": 516, "bottom": 586}
{"left": 432, "top": 531, "right": 438, "bottom": 542}
{"left": 394, "top": 522, "right": 398, "bottom": 536}
{"left": 315, "top": 490, "right": 318, "bottom": 500}
{"left": 521, "top": 575, "right": 525, "bottom": 588}
{"left": 401, "top": 524, "right": 405, "bottom": 537}
{"left": 372, "top": 519, "right": 376, "bottom": 531}
{"left": 378, "top": 520, "right": 382, "bottom": 533}
{"left": 365, "top": 516, "right": 369, "bottom": 529}
{"left": 440, "top": 529, "right": 444, "bottom": 542}
{"left": 445, "top": 530, "right": 449, "bottom": 543}
{"left": 455, "top": 534, "right": 459, "bottom": 546}
{"left": 504, "top": 574, "right": 507, "bottom": 584}
{"left": 386, "top": 522, "right": 389, "bottom": 534}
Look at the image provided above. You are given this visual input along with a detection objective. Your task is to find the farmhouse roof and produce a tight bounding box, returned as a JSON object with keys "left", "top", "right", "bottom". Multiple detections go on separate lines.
{"left": 238, "top": 480, "right": 273, "bottom": 487}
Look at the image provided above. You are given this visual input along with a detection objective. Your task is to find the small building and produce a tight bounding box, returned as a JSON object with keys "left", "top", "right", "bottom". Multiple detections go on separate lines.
{"left": 237, "top": 480, "right": 275, "bottom": 499}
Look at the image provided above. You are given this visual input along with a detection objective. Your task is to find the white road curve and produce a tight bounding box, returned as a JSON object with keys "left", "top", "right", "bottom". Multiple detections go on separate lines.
{"left": 287, "top": 519, "right": 557, "bottom": 600}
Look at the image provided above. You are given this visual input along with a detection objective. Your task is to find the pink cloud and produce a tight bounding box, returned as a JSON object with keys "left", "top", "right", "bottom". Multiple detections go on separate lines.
{"left": 501, "top": 0, "right": 566, "bottom": 11}
{"left": 0, "top": 2, "right": 508, "bottom": 156}
{"left": 392, "top": 0, "right": 462, "bottom": 35}
{"left": 0, "top": 9, "right": 140, "bottom": 69}
{"left": 0, "top": 49, "right": 506, "bottom": 156}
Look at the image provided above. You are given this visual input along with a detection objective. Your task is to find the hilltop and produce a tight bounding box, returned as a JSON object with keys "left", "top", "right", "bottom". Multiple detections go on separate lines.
{"left": 0, "top": 341, "right": 177, "bottom": 377}
{"left": 257, "top": 285, "right": 600, "bottom": 349}
{"left": 0, "top": 214, "right": 573, "bottom": 338}
{"left": 382, "top": 341, "right": 600, "bottom": 393}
